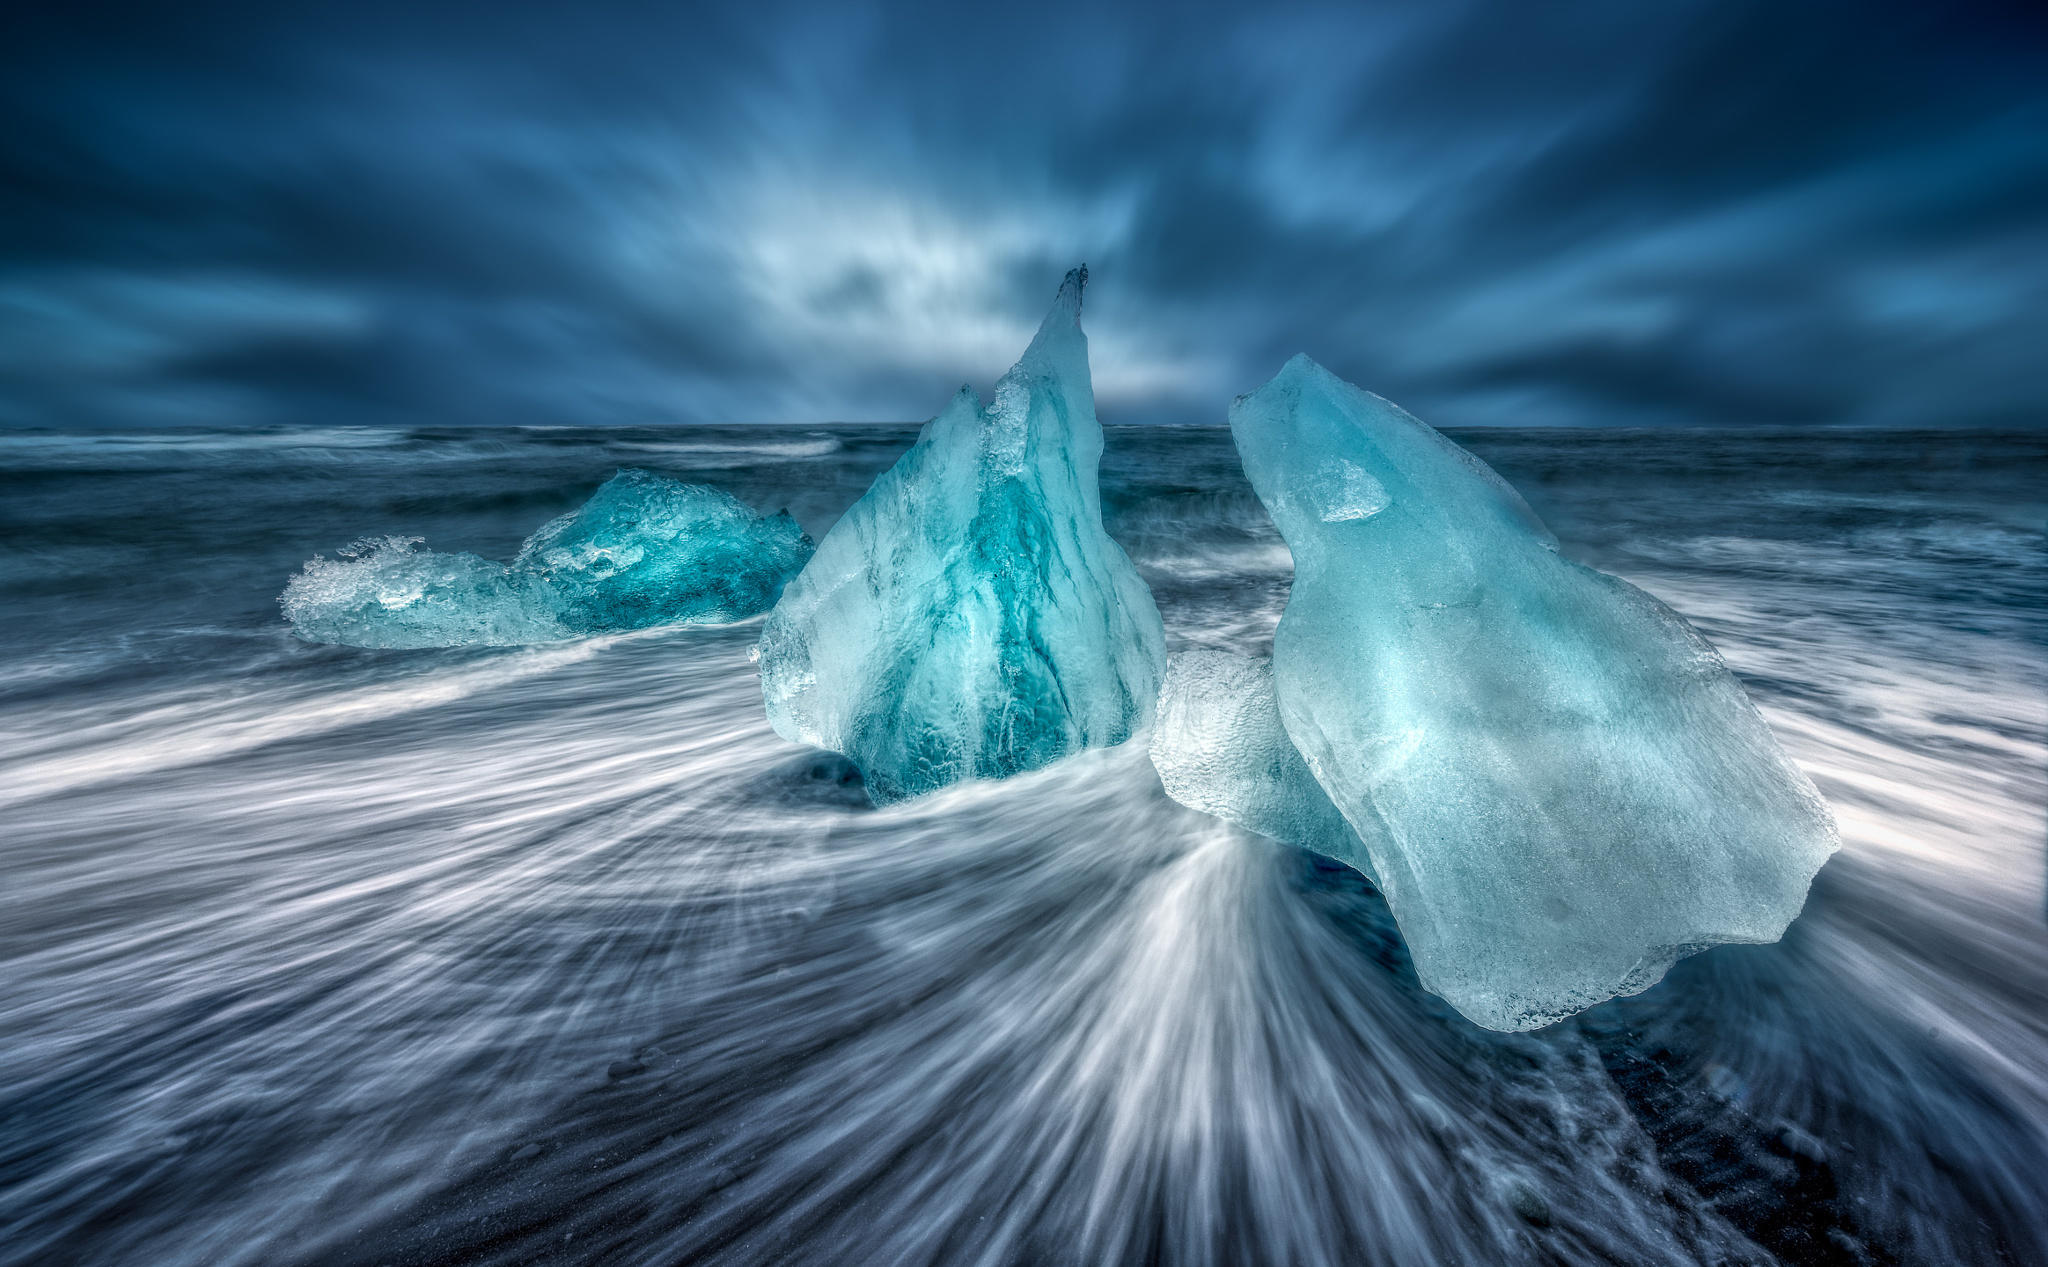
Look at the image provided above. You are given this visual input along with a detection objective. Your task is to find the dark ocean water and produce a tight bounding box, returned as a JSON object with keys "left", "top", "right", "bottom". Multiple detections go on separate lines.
{"left": 1, "top": 425, "right": 2044, "bottom": 1266}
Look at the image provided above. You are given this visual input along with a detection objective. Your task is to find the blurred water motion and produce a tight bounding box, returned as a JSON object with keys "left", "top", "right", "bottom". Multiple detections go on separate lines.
{"left": 1, "top": 425, "right": 2043, "bottom": 1265}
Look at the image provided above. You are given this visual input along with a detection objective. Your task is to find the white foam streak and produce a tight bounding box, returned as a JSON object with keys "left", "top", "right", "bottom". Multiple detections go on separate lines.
{"left": 0, "top": 641, "right": 608, "bottom": 811}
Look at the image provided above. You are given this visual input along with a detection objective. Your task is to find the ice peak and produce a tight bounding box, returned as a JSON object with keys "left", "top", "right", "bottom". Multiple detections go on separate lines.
{"left": 1041, "top": 264, "right": 1087, "bottom": 330}
{"left": 1254, "top": 355, "right": 1351, "bottom": 417}
{"left": 1020, "top": 265, "right": 1093, "bottom": 384}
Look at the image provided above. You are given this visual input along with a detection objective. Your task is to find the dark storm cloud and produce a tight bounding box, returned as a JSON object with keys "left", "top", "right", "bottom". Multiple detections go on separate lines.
{"left": 2, "top": 0, "right": 2043, "bottom": 429}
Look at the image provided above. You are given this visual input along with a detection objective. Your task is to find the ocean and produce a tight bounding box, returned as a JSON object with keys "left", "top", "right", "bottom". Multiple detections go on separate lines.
{"left": 2, "top": 424, "right": 2044, "bottom": 1265}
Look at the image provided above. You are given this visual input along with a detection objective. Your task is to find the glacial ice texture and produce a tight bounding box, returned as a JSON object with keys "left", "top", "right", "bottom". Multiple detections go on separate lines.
{"left": 282, "top": 471, "right": 811, "bottom": 649}
{"left": 1150, "top": 648, "right": 1376, "bottom": 885}
{"left": 514, "top": 469, "right": 813, "bottom": 632}
{"left": 1233, "top": 355, "right": 1839, "bottom": 1031}
{"left": 756, "top": 268, "right": 1166, "bottom": 804}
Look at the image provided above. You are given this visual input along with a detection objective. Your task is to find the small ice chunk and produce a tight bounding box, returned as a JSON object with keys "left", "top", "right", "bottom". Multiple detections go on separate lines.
{"left": 280, "top": 537, "right": 568, "bottom": 650}
{"left": 282, "top": 472, "right": 810, "bottom": 648}
{"left": 1231, "top": 355, "right": 1839, "bottom": 1031}
{"left": 756, "top": 268, "right": 1165, "bottom": 803}
{"left": 517, "top": 470, "right": 813, "bottom": 633}
{"left": 1149, "top": 648, "right": 1377, "bottom": 885}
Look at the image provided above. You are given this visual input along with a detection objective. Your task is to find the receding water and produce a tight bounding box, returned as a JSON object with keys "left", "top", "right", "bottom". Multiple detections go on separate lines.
{"left": 1, "top": 425, "right": 2043, "bottom": 1265}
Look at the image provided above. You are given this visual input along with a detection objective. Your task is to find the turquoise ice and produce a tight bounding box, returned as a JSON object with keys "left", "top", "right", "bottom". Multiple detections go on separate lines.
{"left": 1232, "top": 355, "right": 1839, "bottom": 1031}
{"left": 756, "top": 268, "right": 1165, "bottom": 804}
{"left": 281, "top": 537, "right": 569, "bottom": 649}
{"left": 1149, "top": 648, "right": 1376, "bottom": 885}
{"left": 515, "top": 469, "right": 812, "bottom": 632}
{"left": 281, "top": 471, "right": 811, "bottom": 648}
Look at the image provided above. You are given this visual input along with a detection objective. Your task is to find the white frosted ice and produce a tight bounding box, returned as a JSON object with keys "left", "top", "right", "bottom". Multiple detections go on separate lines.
{"left": 281, "top": 537, "right": 571, "bottom": 649}
{"left": 1231, "top": 355, "right": 1839, "bottom": 1031}
{"left": 755, "top": 268, "right": 1165, "bottom": 803}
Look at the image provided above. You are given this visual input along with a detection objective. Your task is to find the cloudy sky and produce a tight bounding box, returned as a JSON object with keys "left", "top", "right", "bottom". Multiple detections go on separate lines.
{"left": 4, "top": 0, "right": 2043, "bottom": 429}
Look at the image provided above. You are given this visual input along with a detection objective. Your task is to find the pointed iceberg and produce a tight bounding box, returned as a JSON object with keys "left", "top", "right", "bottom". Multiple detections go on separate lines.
{"left": 282, "top": 471, "right": 811, "bottom": 648}
{"left": 756, "top": 268, "right": 1165, "bottom": 803}
{"left": 1232, "top": 355, "right": 1838, "bottom": 1031}
{"left": 1150, "top": 648, "right": 1376, "bottom": 885}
